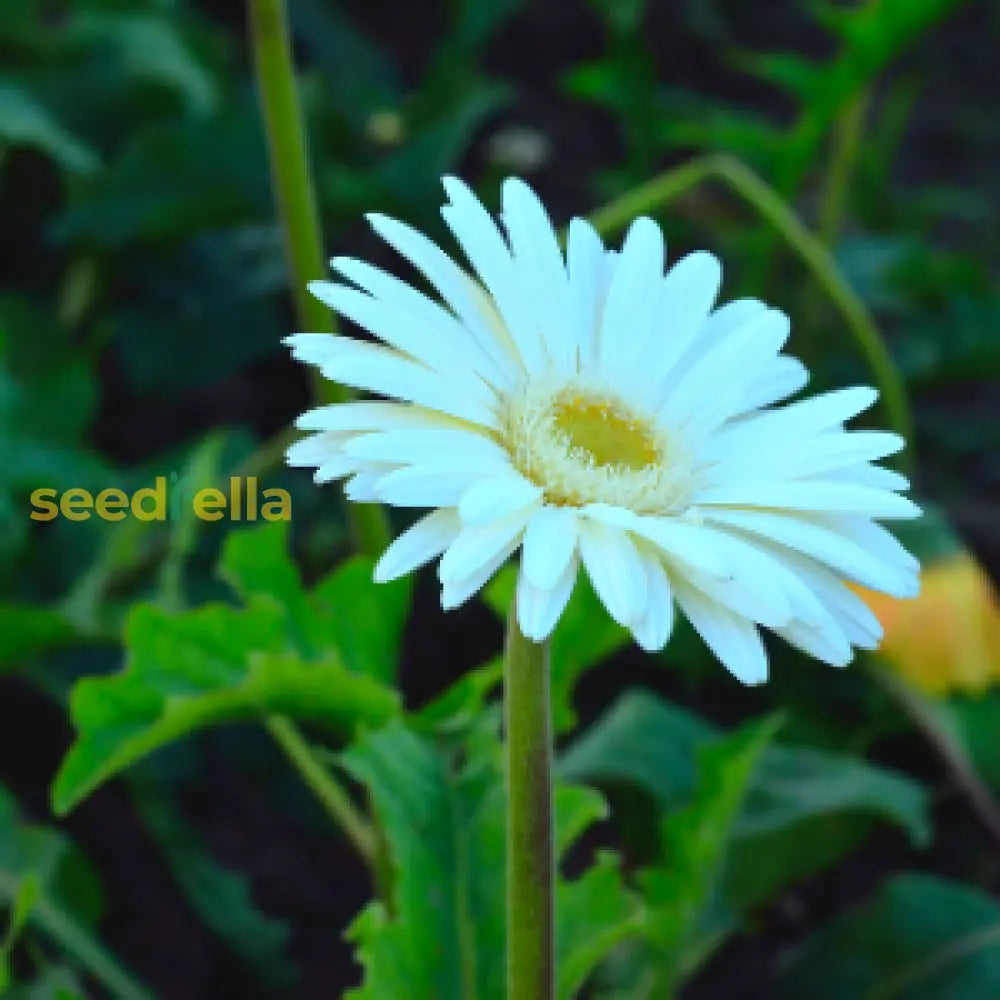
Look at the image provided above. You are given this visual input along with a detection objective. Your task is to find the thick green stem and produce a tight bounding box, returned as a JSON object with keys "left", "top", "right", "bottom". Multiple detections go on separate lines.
{"left": 248, "top": 0, "right": 390, "bottom": 555}
{"left": 588, "top": 153, "right": 914, "bottom": 468}
{"left": 503, "top": 610, "right": 554, "bottom": 1000}
{"left": 266, "top": 716, "right": 377, "bottom": 864}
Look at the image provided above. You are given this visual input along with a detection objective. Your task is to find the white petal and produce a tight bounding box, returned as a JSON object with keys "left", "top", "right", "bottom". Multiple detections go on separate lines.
{"left": 685, "top": 298, "right": 766, "bottom": 360}
{"left": 583, "top": 504, "right": 730, "bottom": 579}
{"left": 286, "top": 334, "right": 499, "bottom": 429}
{"left": 638, "top": 251, "right": 722, "bottom": 402}
{"left": 314, "top": 454, "right": 365, "bottom": 484}
{"left": 657, "top": 309, "right": 791, "bottom": 434}
{"left": 824, "top": 463, "right": 910, "bottom": 492}
{"left": 373, "top": 508, "right": 462, "bottom": 583}
{"left": 578, "top": 518, "right": 647, "bottom": 626}
{"left": 286, "top": 430, "right": 351, "bottom": 467}
{"left": 701, "top": 508, "right": 916, "bottom": 597}
{"left": 501, "top": 177, "right": 576, "bottom": 373}
{"left": 366, "top": 209, "right": 519, "bottom": 379}
{"left": 458, "top": 474, "right": 543, "bottom": 525}
{"left": 700, "top": 527, "right": 834, "bottom": 627}
{"left": 375, "top": 466, "right": 490, "bottom": 507}
{"left": 344, "top": 428, "right": 509, "bottom": 469}
{"left": 597, "top": 217, "right": 664, "bottom": 382}
{"left": 773, "top": 618, "right": 853, "bottom": 667}
{"left": 343, "top": 469, "right": 385, "bottom": 502}
{"left": 295, "top": 401, "right": 453, "bottom": 433}
{"left": 438, "top": 508, "right": 534, "bottom": 583}
{"left": 736, "top": 354, "right": 809, "bottom": 412}
{"left": 566, "top": 217, "right": 606, "bottom": 368}
{"left": 284, "top": 332, "right": 350, "bottom": 367}
{"left": 673, "top": 578, "right": 768, "bottom": 685}
{"left": 808, "top": 512, "right": 920, "bottom": 578}
{"left": 695, "top": 482, "right": 921, "bottom": 520}
{"left": 440, "top": 177, "right": 548, "bottom": 374}
{"left": 630, "top": 549, "right": 675, "bottom": 652}
{"left": 328, "top": 256, "right": 509, "bottom": 388}
{"left": 776, "top": 550, "right": 885, "bottom": 649}
{"left": 684, "top": 560, "right": 793, "bottom": 629}
{"left": 308, "top": 281, "right": 501, "bottom": 394}
{"left": 708, "top": 431, "right": 905, "bottom": 485}
{"left": 789, "top": 431, "right": 905, "bottom": 478}
{"left": 521, "top": 505, "right": 580, "bottom": 590}
{"left": 517, "top": 554, "right": 579, "bottom": 642}
{"left": 739, "top": 385, "right": 878, "bottom": 439}
{"left": 441, "top": 535, "right": 521, "bottom": 610}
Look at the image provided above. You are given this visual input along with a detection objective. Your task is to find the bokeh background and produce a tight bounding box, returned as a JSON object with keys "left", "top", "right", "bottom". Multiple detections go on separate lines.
{"left": 1, "top": 0, "right": 999, "bottom": 997}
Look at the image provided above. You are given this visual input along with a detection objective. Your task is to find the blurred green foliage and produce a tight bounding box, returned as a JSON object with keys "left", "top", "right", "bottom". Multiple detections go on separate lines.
{"left": 1, "top": 0, "right": 998, "bottom": 996}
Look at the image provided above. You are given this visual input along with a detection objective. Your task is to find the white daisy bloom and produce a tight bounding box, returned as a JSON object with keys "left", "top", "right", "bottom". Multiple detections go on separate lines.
{"left": 285, "top": 177, "right": 920, "bottom": 684}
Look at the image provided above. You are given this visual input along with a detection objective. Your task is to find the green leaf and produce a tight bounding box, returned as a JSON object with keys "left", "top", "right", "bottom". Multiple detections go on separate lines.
{"left": 221, "top": 521, "right": 411, "bottom": 683}
{"left": 412, "top": 658, "right": 502, "bottom": 735}
{"left": 639, "top": 716, "right": 781, "bottom": 990}
{"left": 53, "top": 601, "right": 399, "bottom": 814}
{"left": 342, "top": 720, "right": 639, "bottom": 1000}
{"left": 0, "top": 606, "right": 75, "bottom": 672}
{"left": 586, "top": 0, "right": 649, "bottom": 34}
{"left": 376, "top": 81, "right": 510, "bottom": 213}
{"left": 136, "top": 791, "right": 295, "bottom": 988}
{"left": 68, "top": 12, "right": 219, "bottom": 116}
{"left": 776, "top": 874, "right": 1000, "bottom": 999}
{"left": 55, "top": 523, "right": 408, "bottom": 813}
{"left": 109, "top": 227, "right": 287, "bottom": 394}
{"left": 0, "top": 82, "right": 99, "bottom": 173}
{"left": 158, "top": 432, "right": 228, "bottom": 611}
{"left": 484, "top": 567, "right": 628, "bottom": 732}
{"left": 560, "top": 690, "right": 931, "bottom": 907}
{"left": 51, "top": 107, "right": 270, "bottom": 250}
{"left": 0, "top": 872, "right": 40, "bottom": 992}
{"left": 2, "top": 966, "right": 86, "bottom": 1000}
{"left": 0, "top": 787, "right": 151, "bottom": 1000}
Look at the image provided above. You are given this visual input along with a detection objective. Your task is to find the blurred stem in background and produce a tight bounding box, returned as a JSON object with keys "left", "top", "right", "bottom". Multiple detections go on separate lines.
{"left": 588, "top": 153, "right": 914, "bottom": 469}
{"left": 503, "top": 612, "right": 554, "bottom": 1000}
{"left": 819, "top": 91, "right": 870, "bottom": 249}
{"left": 246, "top": 0, "right": 394, "bottom": 895}
{"left": 870, "top": 661, "right": 1000, "bottom": 848}
{"left": 248, "top": 0, "right": 390, "bottom": 557}
{"left": 0, "top": 869, "right": 154, "bottom": 1000}
{"left": 265, "top": 716, "right": 377, "bottom": 864}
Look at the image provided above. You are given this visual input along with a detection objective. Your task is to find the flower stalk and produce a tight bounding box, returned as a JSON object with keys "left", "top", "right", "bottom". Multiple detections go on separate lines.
{"left": 503, "top": 608, "right": 554, "bottom": 1000}
{"left": 248, "top": 0, "right": 389, "bottom": 555}
{"left": 248, "top": 0, "right": 338, "bottom": 360}
{"left": 248, "top": 0, "right": 394, "bottom": 880}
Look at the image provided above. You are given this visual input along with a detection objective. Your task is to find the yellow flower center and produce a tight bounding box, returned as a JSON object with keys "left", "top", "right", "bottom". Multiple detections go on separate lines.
{"left": 502, "top": 377, "right": 697, "bottom": 515}
{"left": 551, "top": 394, "right": 660, "bottom": 471}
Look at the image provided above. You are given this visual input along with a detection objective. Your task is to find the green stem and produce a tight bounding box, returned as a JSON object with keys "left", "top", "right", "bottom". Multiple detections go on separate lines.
{"left": 818, "top": 91, "right": 869, "bottom": 249}
{"left": 266, "top": 715, "right": 377, "bottom": 864}
{"left": 248, "top": 0, "right": 389, "bottom": 555}
{"left": 248, "top": 0, "right": 339, "bottom": 357}
{"left": 0, "top": 872, "right": 153, "bottom": 1000}
{"left": 587, "top": 154, "right": 914, "bottom": 467}
{"left": 503, "top": 609, "right": 554, "bottom": 1000}
{"left": 870, "top": 662, "right": 1000, "bottom": 847}
{"left": 586, "top": 157, "right": 715, "bottom": 236}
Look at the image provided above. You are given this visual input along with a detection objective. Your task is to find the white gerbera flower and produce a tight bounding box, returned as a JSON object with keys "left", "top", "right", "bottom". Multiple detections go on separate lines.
{"left": 285, "top": 177, "right": 920, "bottom": 684}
